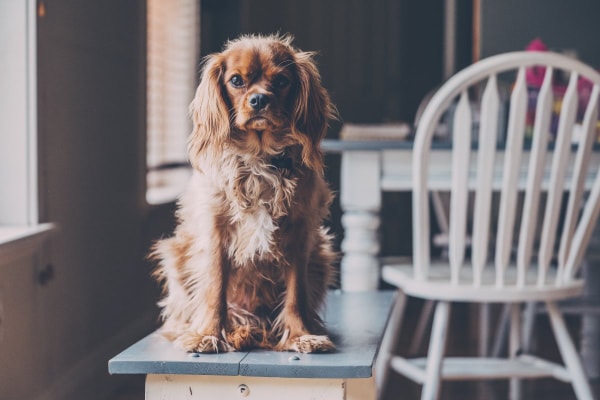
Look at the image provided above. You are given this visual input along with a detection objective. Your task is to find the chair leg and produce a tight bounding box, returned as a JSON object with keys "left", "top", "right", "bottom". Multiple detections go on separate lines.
{"left": 546, "top": 301, "right": 594, "bottom": 400}
{"left": 376, "top": 291, "right": 407, "bottom": 398}
{"left": 509, "top": 303, "right": 522, "bottom": 400}
{"left": 491, "top": 304, "right": 511, "bottom": 357}
{"left": 409, "top": 300, "right": 436, "bottom": 356}
{"left": 421, "top": 301, "right": 451, "bottom": 400}
{"left": 479, "top": 303, "right": 491, "bottom": 356}
{"left": 521, "top": 301, "right": 536, "bottom": 353}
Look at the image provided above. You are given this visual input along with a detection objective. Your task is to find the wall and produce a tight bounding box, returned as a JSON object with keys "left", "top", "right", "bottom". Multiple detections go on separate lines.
{"left": 0, "top": 1, "right": 165, "bottom": 399}
{"left": 202, "top": 0, "right": 445, "bottom": 126}
{"left": 478, "top": 0, "right": 600, "bottom": 67}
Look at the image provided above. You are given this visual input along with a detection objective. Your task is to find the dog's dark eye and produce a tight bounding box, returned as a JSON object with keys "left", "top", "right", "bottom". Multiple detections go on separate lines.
{"left": 273, "top": 75, "right": 290, "bottom": 88}
{"left": 230, "top": 74, "right": 245, "bottom": 88}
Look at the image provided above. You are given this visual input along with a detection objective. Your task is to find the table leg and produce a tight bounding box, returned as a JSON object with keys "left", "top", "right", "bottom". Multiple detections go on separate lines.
{"left": 340, "top": 212, "right": 380, "bottom": 291}
{"left": 581, "top": 221, "right": 600, "bottom": 379}
{"left": 339, "top": 151, "right": 382, "bottom": 291}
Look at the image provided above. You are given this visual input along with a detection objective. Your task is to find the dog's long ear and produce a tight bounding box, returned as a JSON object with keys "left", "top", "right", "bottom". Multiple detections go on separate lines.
{"left": 188, "top": 54, "right": 230, "bottom": 167}
{"left": 292, "top": 51, "right": 336, "bottom": 173}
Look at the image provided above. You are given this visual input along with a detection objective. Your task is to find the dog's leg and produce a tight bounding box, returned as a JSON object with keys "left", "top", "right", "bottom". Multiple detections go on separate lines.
{"left": 275, "top": 247, "right": 335, "bottom": 353}
{"left": 175, "top": 244, "right": 233, "bottom": 353}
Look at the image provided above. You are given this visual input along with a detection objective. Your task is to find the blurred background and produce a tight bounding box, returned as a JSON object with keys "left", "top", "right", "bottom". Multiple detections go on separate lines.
{"left": 2, "top": 0, "right": 600, "bottom": 399}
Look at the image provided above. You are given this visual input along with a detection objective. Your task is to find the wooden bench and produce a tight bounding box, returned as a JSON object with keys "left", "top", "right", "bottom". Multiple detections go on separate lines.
{"left": 109, "top": 290, "right": 395, "bottom": 399}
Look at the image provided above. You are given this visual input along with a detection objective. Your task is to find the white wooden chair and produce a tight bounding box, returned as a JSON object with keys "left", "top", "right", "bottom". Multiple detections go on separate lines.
{"left": 378, "top": 51, "right": 600, "bottom": 400}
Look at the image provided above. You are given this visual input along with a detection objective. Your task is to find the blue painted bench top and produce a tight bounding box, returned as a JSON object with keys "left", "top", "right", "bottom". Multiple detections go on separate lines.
{"left": 109, "top": 290, "right": 395, "bottom": 379}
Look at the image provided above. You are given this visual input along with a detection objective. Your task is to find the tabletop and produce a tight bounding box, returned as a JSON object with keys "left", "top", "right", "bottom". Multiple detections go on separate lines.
{"left": 109, "top": 290, "right": 396, "bottom": 380}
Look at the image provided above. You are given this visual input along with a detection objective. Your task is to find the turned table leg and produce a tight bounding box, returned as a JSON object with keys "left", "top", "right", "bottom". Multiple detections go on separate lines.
{"left": 340, "top": 151, "right": 381, "bottom": 291}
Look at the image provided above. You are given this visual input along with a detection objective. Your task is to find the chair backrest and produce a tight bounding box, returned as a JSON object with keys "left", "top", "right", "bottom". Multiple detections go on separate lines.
{"left": 413, "top": 51, "right": 600, "bottom": 288}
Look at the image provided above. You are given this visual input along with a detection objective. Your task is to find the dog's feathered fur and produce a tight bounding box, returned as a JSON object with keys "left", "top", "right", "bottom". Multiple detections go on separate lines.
{"left": 151, "top": 34, "right": 337, "bottom": 353}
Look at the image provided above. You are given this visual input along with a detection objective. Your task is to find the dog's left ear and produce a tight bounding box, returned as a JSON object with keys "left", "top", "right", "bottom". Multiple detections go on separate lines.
{"left": 292, "top": 52, "right": 336, "bottom": 172}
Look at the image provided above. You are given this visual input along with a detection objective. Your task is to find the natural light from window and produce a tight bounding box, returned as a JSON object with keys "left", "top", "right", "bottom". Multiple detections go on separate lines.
{"left": 146, "top": 0, "right": 199, "bottom": 204}
{"left": 0, "top": 1, "right": 38, "bottom": 226}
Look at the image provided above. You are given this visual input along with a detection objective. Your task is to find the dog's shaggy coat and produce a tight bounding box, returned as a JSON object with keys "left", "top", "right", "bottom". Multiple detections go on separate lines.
{"left": 151, "top": 34, "right": 337, "bottom": 353}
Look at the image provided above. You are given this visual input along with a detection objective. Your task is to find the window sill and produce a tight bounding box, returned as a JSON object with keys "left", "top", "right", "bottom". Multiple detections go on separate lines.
{"left": 146, "top": 168, "right": 190, "bottom": 205}
{"left": 146, "top": 184, "right": 185, "bottom": 205}
{"left": 0, "top": 223, "right": 56, "bottom": 265}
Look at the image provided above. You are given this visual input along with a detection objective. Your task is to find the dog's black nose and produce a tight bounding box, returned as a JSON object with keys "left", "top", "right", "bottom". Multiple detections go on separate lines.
{"left": 248, "top": 93, "right": 270, "bottom": 111}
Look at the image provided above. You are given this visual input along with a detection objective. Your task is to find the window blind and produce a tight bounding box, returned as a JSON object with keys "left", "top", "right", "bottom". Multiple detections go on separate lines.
{"left": 146, "top": 0, "right": 199, "bottom": 203}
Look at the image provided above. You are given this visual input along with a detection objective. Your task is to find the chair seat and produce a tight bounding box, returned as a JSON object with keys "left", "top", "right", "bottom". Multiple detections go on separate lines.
{"left": 382, "top": 259, "right": 584, "bottom": 303}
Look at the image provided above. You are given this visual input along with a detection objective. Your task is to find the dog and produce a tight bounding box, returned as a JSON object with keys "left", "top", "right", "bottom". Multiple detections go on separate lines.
{"left": 151, "top": 34, "right": 338, "bottom": 353}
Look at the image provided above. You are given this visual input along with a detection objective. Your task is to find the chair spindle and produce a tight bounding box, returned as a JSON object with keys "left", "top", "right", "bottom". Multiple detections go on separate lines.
{"left": 472, "top": 75, "right": 499, "bottom": 286}
{"left": 537, "top": 72, "right": 579, "bottom": 286}
{"left": 449, "top": 91, "right": 472, "bottom": 284}
{"left": 495, "top": 67, "right": 528, "bottom": 287}
{"left": 516, "top": 67, "right": 554, "bottom": 287}
{"left": 557, "top": 84, "right": 600, "bottom": 284}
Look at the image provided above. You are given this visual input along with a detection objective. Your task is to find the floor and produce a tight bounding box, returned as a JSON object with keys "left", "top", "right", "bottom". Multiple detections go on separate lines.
{"left": 107, "top": 300, "right": 600, "bottom": 400}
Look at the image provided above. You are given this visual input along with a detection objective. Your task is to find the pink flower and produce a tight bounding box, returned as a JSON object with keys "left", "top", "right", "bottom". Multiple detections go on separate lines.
{"left": 526, "top": 38, "right": 548, "bottom": 52}
{"left": 525, "top": 38, "right": 549, "bottom": 88}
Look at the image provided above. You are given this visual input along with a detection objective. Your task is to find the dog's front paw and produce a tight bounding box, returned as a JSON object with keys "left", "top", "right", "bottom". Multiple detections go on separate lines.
{"left": 284, "top": 335, "right": 336, "bottom": 353}
{"left": 176, "top": 332, "right": 232, "bottom": 353}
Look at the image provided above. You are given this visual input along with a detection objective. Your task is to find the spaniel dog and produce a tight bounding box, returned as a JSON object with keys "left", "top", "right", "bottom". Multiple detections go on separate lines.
{"left": 151, "top": 34, "right": 337, "bottom": 353}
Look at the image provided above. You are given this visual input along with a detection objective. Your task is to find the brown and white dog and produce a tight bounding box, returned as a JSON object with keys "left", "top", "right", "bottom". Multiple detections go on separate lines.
{"left": 151, "top": 34, "right": 337, "bottom": 353}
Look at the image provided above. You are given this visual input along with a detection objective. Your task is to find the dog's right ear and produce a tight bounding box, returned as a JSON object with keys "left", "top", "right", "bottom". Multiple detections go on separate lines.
{"left": 188, "top": 54, "right": 230, "bottom": 165}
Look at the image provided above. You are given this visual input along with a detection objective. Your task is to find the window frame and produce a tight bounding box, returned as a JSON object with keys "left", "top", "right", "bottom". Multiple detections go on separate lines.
{"left": 0, "top": 0, "right": 38, "bottom": 227}
{"left": 0, "top": 0, "right": 55, "bottom": 256}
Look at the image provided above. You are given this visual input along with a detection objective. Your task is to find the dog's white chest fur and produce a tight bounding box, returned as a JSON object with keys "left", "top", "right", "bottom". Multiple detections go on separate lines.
{"left": 228, "top": 206, "right": 277, "bottom": 264}
{"left": 181, "top": 166, "right": 292, "bottom": 266}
